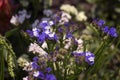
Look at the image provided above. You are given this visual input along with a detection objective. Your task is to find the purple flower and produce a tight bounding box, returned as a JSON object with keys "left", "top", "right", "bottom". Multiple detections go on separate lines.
{"left": 45, "top": 74, "right": 56, "bottom": 80}
{"left": 103, "top": 26, "right": 109, "bottom": 33}
{"left": 64, "top": 22, "right": 69, "bottom": 27}
{"left": 108, "top": 27, "right": 118, "bottom": 37}
{"left": 84, "top": 52, "right": 95, "bottom": 65}
{"left": 26, "top": 30, "right": 33, "bottom": 37}
{"left": 53, "top": 34, "right": 58, "bottom": 41}
{"left": 66, "top": 32, "right": 73, "bottom": 39}
{"left": 58, "top": 27, "right": 63, "bottom": 33}
{"left": 33, "top": 71, "right": 40, "bottom": 78}
{"left": 73, "top": 51, "right": 95, "bottom": 65}
{"left": 38, "top": 71, "right": 45, "bottom": 79}
{"left": 32, "top": 62, "right": 39, "bottom": 69}
{"left": 32, "top": 28, "right": 41, "bottom": 37}
{"left": 47, "top": 33, "right": 58, "bottom": 41}
{"left": 46, "top": 67, "right": 52, "bottom": 73}
{"left": 97, "top": 19, "right": 105, "bottom": 27}
{"left": 38, "top": 32, "right": 46, "bottom": 43}
{"left": 39, "top": 21, "right": 49, "bottom": 28}
{"left": 72, "top": 52, "right": 84, "bottom": 56}
{"left": 33, "top": 56, "right": 39, "bottom": 62}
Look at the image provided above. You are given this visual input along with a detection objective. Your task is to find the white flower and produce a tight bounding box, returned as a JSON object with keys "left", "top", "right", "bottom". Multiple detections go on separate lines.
{"left": 49, "top": 21, "right": 54, "bottom": 26}
{"left": 33, "top": 71, "right": 40, "bottom": 77}
{"left": 32, "top": 28, "right": 40, "bottom": 37}
{"left": 75, "top": 38, "right": 84, "bottom": 50}
{"left": 44, "top": 29, "right": 50, "bottom": 34}
{"left": 85, "top": 52, "right": 92, "bottom": 56}
{"left": 88, "top": 57, "right": 94, "bottom": 62}
{"left": 23, "top": 62, "right": 33, "bottom": 71}
{"left": 17, "top": 54, "right": 29, "bottom": 67}
{"left": 73, "top": 50, "right": 83, "bottom": 54}
{"left": 48, "top": 32, "right": 55, "bottom": 38}
{"left": 77, "top": 38, "right": 83, "bottom": 45}
{"left": 28, "top": 43, "right": 47, "bottom": 56}
{"left": 10, "top": 15, "right": 19, "bottom": 26}
{"left": 76, "top": 11, "right": 87, "bottom": 21}
{"left": 60, "top": 4, "right": 78, "bottom": 15}
{"left": 23, "top": 76, "right": 28, "bottom": 80}
{"left": 10, "top": 9, "right": 31, "bottom": 25}
{"left": 41, "top": 41, "right": 48, "bottom": 49}
{"left": 61, "top": 12, "right": 71, "bottom": 19}
{"left": 59, "top": 12, "right": 71, "bottom": 24}
{"left": 59, "top": 17, "right": 69, "bottom": 24}
{"left": 64, "top": 38, "right": 72, "bottom": 49}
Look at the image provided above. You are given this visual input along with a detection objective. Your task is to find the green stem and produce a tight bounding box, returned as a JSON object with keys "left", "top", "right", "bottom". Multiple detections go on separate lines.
{"left": 0, "top": 47, "right": 4, "bottom": 80}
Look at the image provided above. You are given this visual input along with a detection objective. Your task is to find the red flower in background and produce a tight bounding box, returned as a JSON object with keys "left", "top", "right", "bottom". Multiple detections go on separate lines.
{"left": 0, "top": 0, "right": 3, "bottom": 8}
{"left": 0, "top": 0, "right": 13, "bottom": 35}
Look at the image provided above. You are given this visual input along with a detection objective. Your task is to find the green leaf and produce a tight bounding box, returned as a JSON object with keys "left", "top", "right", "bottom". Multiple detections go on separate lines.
{"left": 5, "top": 28, "right": 18, "bottom": 37}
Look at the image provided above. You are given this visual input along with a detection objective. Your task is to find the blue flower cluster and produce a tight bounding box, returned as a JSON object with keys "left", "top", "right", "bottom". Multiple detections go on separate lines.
{"left": 25, "top": 11, "right": 97, "bottom": 80}
{"left": 27, "top": 20, "right": 58, "bottom": 43}
{"left": 31, "top": 56, "right": 56, "bottom": 80}
{"left": 93, "top": 19, "right": 118, "bottom": 37}
{"left": 73, "top": 51, "right": 95, "bottom": 65}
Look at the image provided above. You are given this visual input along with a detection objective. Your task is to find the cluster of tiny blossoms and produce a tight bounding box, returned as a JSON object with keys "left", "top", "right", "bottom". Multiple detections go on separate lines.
{"left": 10, "top": 9, "right": 31, "bottom": 26}
{"left": 60, "top": 4, "right": 87, "bottom": 21}
{"left": 93, "top": 19, "right": 118, "bottom": 37}
{"left": 24, "top": 10, "right": 95, "bottom": 80}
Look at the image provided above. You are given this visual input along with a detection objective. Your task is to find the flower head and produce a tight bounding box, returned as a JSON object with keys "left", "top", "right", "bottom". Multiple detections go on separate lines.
{"left": 108, "top": 27, "right": 118, "bottom": 37}
{"left": 46, "top": 67, "right": 52, "bottom": 73}
{"left": 85, "top": 52, "right": 95, "bottom": 65}
{"left": 76, "top": 11, "right": 87, "bottom": 21}
{"left": 31, "top": 62, "right": 39, "bottom": 69}
{"left": 28, "top": 43, "right": 47, "bottom": 56}
{"left": 97, "top": 19, "right": 105, "bottom": 27}
{"left": 103, "top": 26, "right": 109, "bottom": 33}
{"left": 33, "top": 56, "right": 39, "bottom": 62}
{"left": 60, "top": 4, "right": 78, "bottom": 15}
{"left": 46, "top": 74, "right": 56, "bottom": 80}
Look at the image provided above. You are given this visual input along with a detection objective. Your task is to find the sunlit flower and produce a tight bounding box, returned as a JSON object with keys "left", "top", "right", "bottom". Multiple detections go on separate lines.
{"left": 76, "top": 11, "right": 87, "bottom": 21}
{"left": 17, "top": 54, "right": 29, "bottom": 67}
{"left": 60, "top": 4, "right": 78, "bottom": 15}
{"left": 28, "top": 43, "right": 47, "bottom": 56}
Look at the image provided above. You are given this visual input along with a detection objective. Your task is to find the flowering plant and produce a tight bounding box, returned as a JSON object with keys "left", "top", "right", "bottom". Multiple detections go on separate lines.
{"left": 0, "top": 1, "right": 119, "bottom": 80}
{"left": 14, "top": 9, "right": 117, "bottom": 80}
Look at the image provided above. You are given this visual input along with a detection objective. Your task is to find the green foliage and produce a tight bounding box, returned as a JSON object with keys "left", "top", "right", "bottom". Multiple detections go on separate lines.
{"left": 0, "top": 35, "right": 17, "bottom": 79}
